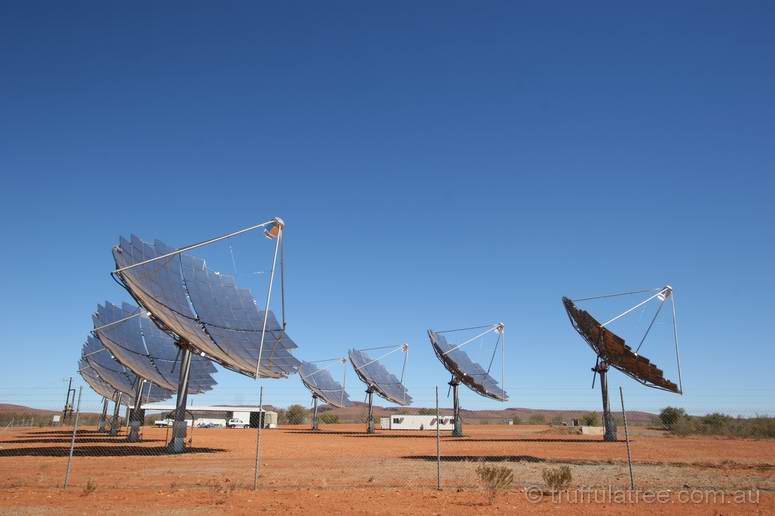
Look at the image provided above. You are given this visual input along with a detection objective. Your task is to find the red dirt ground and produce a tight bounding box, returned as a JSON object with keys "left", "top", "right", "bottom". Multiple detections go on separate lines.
{"left": 1, "top": 424, "right": 773, "bottom": 514}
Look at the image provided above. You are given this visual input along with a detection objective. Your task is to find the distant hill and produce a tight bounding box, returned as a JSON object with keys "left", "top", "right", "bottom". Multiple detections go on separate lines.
{"left": 318, "top": 402, "right": 656, "bottom": 425}
{"left": 0, "top": 403, "right": 59, "bottom": 415}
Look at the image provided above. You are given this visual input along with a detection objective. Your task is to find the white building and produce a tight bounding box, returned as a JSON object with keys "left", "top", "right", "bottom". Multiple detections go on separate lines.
{"left": 142, "top": 404, "right": 278, "bottom": 428}
{"left": 380, "top": 414, "right": 454, "bottom": 430}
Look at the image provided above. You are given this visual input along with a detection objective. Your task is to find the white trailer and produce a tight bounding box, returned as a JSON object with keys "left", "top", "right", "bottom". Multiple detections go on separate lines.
{"left": 380, "top": 414, "right": 454, "bottom": 431}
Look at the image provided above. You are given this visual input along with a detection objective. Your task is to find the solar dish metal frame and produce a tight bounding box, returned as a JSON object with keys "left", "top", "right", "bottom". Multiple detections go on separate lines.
{"left": 427, "top": 323, "right": 507, "bottom": 437}
{"left": 562, "top": 286, "right": 683, "bottom": 442}
{"left": 299, "top": 359, "right": 350, "bottom": 431}
{"left": 109, "top": 217, "right": 291, "bottom": 462}
{"left": 348, "top": 345, "right": 411, "bottom": 434}
{"left": 92, "top": 301, "right": 218, "bottom": 395}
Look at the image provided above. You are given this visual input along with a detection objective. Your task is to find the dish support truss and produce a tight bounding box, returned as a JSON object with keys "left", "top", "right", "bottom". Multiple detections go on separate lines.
{"left": 437, "top": 323, "right": 505, "bottom": 437}
{"left": 112, "top": 217, "right": 286, "bottom": 452}
{"left": 566, "top": 286, "right": 683, "bottom": 442}
{"left": 349, "top": 344, "right": 410, "bottom": 434}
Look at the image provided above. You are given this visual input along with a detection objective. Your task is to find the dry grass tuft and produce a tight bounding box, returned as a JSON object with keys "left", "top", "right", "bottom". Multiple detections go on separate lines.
{"left": 542, "top": 465, "right": 572, "bottom": 492}
{"left": 475, "top": 464, "right": 514, "bottom": 504}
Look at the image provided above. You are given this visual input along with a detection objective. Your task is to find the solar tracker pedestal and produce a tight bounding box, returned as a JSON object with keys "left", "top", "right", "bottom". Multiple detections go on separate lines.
{"left": 170, "top": 348, "right": 193, "bottom": 453}
{"left": 366, "top": 388, "right": 375, "bottom": 434}
{"left": 128, "top": 380, "right": 145, "bottom": 442}
{"left": 98, "top": 398, "right": 110, "bottom": 432}
{"left": 311, "top": 395, "right": 320, "bottom": 432}
{"left": 109, "top": 392, "right": 123, "bottom": 436}
{"left": 450, "top": 381, "right": 463, "bottom": 437}
{"left": 595, "top": 362, "right": 617, "bottom": 442}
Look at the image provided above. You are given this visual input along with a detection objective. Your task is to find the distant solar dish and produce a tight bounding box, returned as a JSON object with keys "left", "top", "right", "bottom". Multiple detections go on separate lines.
{"left": 428, "top": 323, "right": 507, "bottom": 437}
{"left": 348, "top": 345, "right": 411, "bottom": 434}
{"left": 79, "top": 358, "right": 120, "bottom": 401}
{"left": 112, "top": 234, "right": 299, "bottom": 379}
{"left": 93, "top": 301, "right": 218, "bottom": 394}
{"left": 81, "top": 335, "right": 172, "bottom": 403}
{"left": 78, "top": 358, "right": 126, "bottom": 434}
{"left": 299, "top": 359, "right": 351, "bottom": 431}
{"left": 562, "top": 286, "right": 683, "bottom": 442}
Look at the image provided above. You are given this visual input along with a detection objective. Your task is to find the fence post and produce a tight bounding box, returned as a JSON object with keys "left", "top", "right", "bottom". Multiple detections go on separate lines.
{"left": 436, "top": 386, "right": 441, "bottom": 491}
{"left": 619, "top": 386, "right": 635, "bottom": 490}
{"left": 63, "top": 386, "right": 82, "bottom": 488}
{"left": 253, "top": 384, "right": 264, "bottom": 490}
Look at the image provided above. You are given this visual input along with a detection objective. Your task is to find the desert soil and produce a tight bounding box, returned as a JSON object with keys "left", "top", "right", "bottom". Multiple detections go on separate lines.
{"left": 1, "top": 424, "right": 773, "bottom": 514}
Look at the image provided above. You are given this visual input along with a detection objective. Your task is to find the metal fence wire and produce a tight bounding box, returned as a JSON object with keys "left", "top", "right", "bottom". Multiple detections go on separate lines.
{"left": 1, "top": 387, "right": 773, "bottom": 500}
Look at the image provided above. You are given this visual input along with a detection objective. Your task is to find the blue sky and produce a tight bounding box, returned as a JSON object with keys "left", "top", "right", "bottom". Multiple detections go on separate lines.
{"left": 1, "top": 2, "right": 773, "bottom": 417}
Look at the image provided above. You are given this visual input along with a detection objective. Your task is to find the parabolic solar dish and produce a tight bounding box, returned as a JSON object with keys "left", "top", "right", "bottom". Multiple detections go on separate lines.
{"left": 93, "top": 301, "right": 218, "bottom": 394}
{"left": 299, "top": 361, "right": 351, "bottom": 408}
{"left": 79, "top": 358, "right": 120, "bottom": 400}
{"left": 112, "top": 235, "right": 300, "bottom": 379}
{"left": 428, "top": 330, "right": 508, "bottom": 401}
{"left": 562, "top": 297, "right": 679, "bottom": 393}
{"left": 348, "top": 349, "right": 412, "bottom": 406}
{"left": 81, "top": 335, "right": 173, "bottom": 402}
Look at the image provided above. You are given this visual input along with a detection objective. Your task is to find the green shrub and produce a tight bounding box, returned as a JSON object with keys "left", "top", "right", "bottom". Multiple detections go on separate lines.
{"left": 319, "top": 413, "right": 339, "bottom": 424}
{"left": 659, "top": 407, "right": 687, "bottom": 430}
{"left": 286, "top": 404, "right": 307, "bottom": 425}
{"left": 581, "top": 412, "right": 600, "bottom": 426}
{"left": 528, "top": 414, "right": 545, "bottom": 424}
{"left": 511, "top": 416, "right": 521, "bottom": 425}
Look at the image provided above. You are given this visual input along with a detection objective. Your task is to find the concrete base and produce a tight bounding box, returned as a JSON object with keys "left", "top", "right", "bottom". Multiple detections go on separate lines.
{"left": 169, "top": 420, "right": 187, "bottom": 453}
{"left": 580, "top": 426, "right": 605, "bottom": 436}
{"left": 128, "top": 421, "right": 141, "bottom": 442}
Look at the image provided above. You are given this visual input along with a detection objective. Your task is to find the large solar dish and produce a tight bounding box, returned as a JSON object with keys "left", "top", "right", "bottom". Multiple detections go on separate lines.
{"left": 348, "top": 349, "right": 412, "bottom": 406}
{"left": 562, "top": 297, "right": 679, "bottom": 393}
{"left": 81, "top": 335, "right": 173, "bottom": 402}
{"left": 299, "top": 361, "right": 351, "bottom": 408}
{"left": 112, "top": 235, "right": 300, "bottom": 379}
{"left": 93, "top": 301, "right": 218, "bottom": 394}
{"left": 428, "top": 329, "right": 508, "bottom": 401}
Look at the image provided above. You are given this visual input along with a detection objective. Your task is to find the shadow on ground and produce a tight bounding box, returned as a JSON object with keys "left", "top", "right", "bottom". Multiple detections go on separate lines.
{"left": 0, "top": 446, "right": 225, "bottom": 457}
{"left": 0, "top": 438, "right": 166, "bottom": 444}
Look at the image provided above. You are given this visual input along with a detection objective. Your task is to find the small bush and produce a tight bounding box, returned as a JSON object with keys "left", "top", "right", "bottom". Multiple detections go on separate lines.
{"left": 319, "top": 413, "right": 339, "bottom": 424}
{"left": 542, "top": 466, "right": 572, "bottom": 492}
{"left": 581, "top": 412, "right": 600, "bottom": 426}
{"left": 528, "top": 414, "right": 545, "bottom": 424}
{"left": 475, "top": 464, "right": 514, "bottom": 504}
{"left": 511, "top": 416, "right": 521, "bottom": 425}
{"left": 81, "top": 478, "right": 97, "bottom": 496}
{"left": 659, "top": 407, "right": 686, "bottom": 430}
{"left": 286, "top": 404, "right": 307, "bottom": 425}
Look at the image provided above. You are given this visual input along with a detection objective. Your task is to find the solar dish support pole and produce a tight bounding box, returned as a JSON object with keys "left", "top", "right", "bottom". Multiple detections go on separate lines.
{"left": 595, "top": 361, "right": 617, "bottom": 442}
{"left": 110, "top": 392, "right": 123, "bottom": 436}
{"left": 311, "top": 395, "right": 320, "bottom": 432}
{"left": 98, "top": 397, "right": 109, "bottom": 432}
{"left": 128, "top": 379, "right": 145, "bottom": 442}
{"left": 450, "top": 379, "right": 462, "bottom": 437}
{"left": 366, "top": 387, "right": 375, "bottom": 434}
{"left": 252, "top": 220, "right": 282, "bottom": 490}
{"left": 62, "top": 376, "right": 73, "bottom": 423}
{"left": 170, "top": 345, "right": 193, "bottom": 453}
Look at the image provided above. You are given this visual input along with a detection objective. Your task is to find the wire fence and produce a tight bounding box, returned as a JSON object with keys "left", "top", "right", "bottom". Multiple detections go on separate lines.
{"left": 1, "top": 387, "right": 774, "bottom": 499}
